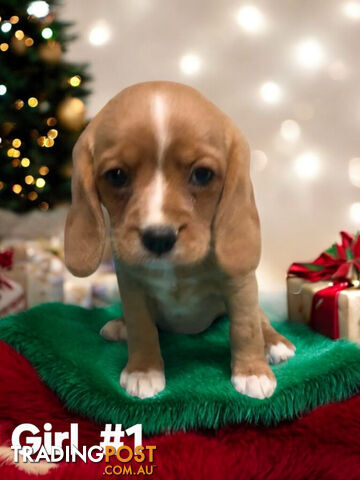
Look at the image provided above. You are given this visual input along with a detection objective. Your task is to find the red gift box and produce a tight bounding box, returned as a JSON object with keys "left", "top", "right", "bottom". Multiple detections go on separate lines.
{"left": 287, "top": 231, "right": 360, "bottom": 340}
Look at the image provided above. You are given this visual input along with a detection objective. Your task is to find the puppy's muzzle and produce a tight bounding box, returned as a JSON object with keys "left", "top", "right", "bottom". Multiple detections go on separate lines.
{"left": 141, "top": 225, "right": 177, "bottom": 255}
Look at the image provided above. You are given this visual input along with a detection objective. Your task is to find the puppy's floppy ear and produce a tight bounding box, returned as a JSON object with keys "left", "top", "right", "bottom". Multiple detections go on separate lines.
{"left": 64, "top": 133, "right": 105, "bottom": 277}
{"left": 213, "top": 127, "right": 261, "bottom": 276}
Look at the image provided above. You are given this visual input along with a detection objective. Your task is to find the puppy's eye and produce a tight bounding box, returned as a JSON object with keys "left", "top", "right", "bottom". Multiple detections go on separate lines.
{"left": 105, "top": 169, "right": 129, "bottom": 188}
{"left": 189, "top": 167, "right": 214, "bottom": 186}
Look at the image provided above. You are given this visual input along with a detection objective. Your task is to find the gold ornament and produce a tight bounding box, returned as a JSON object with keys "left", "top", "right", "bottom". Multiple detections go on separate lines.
{"left": 57, "top": 97, "right": 85, "bottom": 131}
{"left": 38, "top": 40, "right": 62, "bottom": 63}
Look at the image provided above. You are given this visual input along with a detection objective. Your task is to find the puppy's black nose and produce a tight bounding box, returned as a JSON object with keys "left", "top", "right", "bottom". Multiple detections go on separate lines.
{"left": 141, "top": 226, "right": 177, "bottom": 255}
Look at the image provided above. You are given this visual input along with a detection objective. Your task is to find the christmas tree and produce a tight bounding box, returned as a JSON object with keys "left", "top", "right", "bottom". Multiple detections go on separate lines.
{"left": 0, "top": 0, "right": 90, "bottom": 212}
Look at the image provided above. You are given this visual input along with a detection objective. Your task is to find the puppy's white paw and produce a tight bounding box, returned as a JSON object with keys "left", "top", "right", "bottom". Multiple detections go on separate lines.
{"left": 266, "top": 342, "right": 295, "bottom": 365}
{"left": 120, "top": 369, "right": 165, "bottom": 399}
{"left": 231, "top": 374, "right": 276, "bottom": 399}
{"left": 100, "top": 319, "right": 127, "bottom": 341}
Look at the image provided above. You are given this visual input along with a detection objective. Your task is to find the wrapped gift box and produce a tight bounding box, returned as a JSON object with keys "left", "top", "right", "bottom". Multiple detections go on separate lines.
{"left": 287, "top": 231, "right": 360, "bottom": 341}
{"left": 0, "top": 250, "right": 26, "bottom": 317}
{"left": 0, "top": 278, "right": 26, "bottom": 317}
{"left": 27, "top": 252, "right": 64, "bottom": 307}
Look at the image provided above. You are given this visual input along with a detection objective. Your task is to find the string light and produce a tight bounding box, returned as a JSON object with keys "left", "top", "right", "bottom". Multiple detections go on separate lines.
{"left": 0, "top": 182, "right": 4, "bottom": 190}
{"left": 0, "top": 85, "right": 7, "bottom": 95}
{"left": 295, "top": 38, "right": 325, "bottom": 70}
{"left": 343, "top": 2, "right": 360, "bottom": 19}
{"left": 14, "top": 99, "right": 24, "bottom": 110}
{"left": 12, "top": 159, "right": 21, "bottom": 167}
{"left": 27, "top": 1, "right": 50, "bottom": 18}
{"left": 28, "top": 97, "right": 38, "bottom": 107}
{"left": 39, "top": 202, "right": 49, "bottom": 211}
{"left": 15, "top": 30, "right": 24, "bottom": 40}
{"left": 69, "top": 75, "right": 81, "bottom": 87}
{"left": 179, "top": 53, "right": 202, "bottom": 75}
{"left": 41, "top": 27, "right": 53, "bottom": 39}
{"left": 236, "top": 5, "right": 265, "bottom": 33}
{"left": 88, "top": 22, "right": 111, "bottom": 46}
{"left": 37, "top": 136, "right": 46, "bottom": 146}
{"left": 294, "top": 152, "right": 321, "bottom": 180}
{"left": 0, "top": 43, "right": 9, "bottom": 51}
{"left": 10, "top": 16, "right": 19, "bottom": 24}
{"left": 12, "top": 138, "right": 21, "bottom": 148}
{"left": 260, "top": 81, "right": 282, "bottom": 104}
{"left": 46, "top": 117, "right": 57, "bottom": 126}
{"left": 349, "top": 157, "right": 360, "bottom": 187}
{"left": 21, "top": 158, "right": 30, "bottom": 167}
{"left": 44, "top": 138, "right": 54, "bottom": 147}
{"left": 12, "top": 184, "right": 22, "bottom": 194}
{"left": 1, "top": 22, "right": 12, "bottom": 33}
{"left": 280, "top": 120, "right": 301, "bottom": 142}
{"left": 47, "top": 129, "right": 58, "bottom": 139}
{"left": 25, "top": 38, "right": 34, "bottom": 47}
{"left": 25, "top": 175, "right": 34, "bottom": 185}
{"left": 39, "top": 166, "right": 49, "bottom": 175}
{"left": 36, "top": 178, "right": 46, "bottom": 188}
{"left": 28, "top": 192, "right": 38, "bottom": 201}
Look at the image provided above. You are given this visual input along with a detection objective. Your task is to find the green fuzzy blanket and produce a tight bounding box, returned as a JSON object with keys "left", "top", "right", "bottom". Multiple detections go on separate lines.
{"left": 1, "top": 302, "right": 360, "bottom": 435}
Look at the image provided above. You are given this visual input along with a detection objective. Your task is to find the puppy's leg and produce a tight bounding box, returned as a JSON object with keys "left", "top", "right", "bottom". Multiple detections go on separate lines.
{"left": 260, "top": 310, "right": 296, "bottom": 365}
{"left": 228, "top": 272, "right": 276, "bottom": 399}
{"left": 100, "top": 318, "right": 127, "bottom": 341}
{"left": 117, "top": 274, "right": 165, "bottom": 399}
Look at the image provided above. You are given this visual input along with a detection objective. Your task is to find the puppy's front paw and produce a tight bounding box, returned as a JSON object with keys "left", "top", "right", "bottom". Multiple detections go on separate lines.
{"left": 266, "top": 341, "right": 295, "bottom": 365}
{"left": 231, "top": 363, "right": 276, "bottom": 399}
{"left": 120, "top": 368, "right": 165, "bottom": 399}
{"left": 100, "top": 318, "right": 127, "bottom": 342}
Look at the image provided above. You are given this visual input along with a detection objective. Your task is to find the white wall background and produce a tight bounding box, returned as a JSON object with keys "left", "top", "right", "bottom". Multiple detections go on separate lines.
{"left": 60, "top": 0, "right": 360, "bottom": 290}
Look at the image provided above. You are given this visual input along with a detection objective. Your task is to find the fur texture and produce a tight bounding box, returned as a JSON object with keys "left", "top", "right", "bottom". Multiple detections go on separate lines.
{"left": 1, "top": 340, "right": 360, "bottom": 479}
{"left": 1, "top": 303, "right": 360, "bottom": 436}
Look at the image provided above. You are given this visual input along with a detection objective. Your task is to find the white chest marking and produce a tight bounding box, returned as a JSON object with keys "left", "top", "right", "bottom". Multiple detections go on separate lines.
{"left": 131, "top": 262, "right": 226, "bottom": 334}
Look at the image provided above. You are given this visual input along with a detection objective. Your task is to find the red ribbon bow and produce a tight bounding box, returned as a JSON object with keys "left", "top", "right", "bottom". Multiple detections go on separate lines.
{"left": 288, "top": 231, "right": 360, "bottom": 283}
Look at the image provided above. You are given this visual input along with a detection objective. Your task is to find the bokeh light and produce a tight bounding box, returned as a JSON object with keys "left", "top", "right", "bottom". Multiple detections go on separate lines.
{"left": 343, "top": 2, "right": 360, "bottom": 19}
{"left": 349, "top": 157, "right": 360, "bottom": 187}
{"left": 294, "top": 152, "right": 321, "bottom": 180}
{"left": 236, "top": 5, "right": 265, "bottom": 33}
{"left": 251, "top": 150, "right": 268, "bottom": 172}
{"left": 295, "top": 38, "right": 325, "bottom": 70}
{"left": 179, "top": 53, "right": 202, "bottom": 75}
{"left": 349, "top": 202, "right": 360, "bottom": 223}
{"left": 88, "top": 22, "right": 111, "bottom": 46}
{"left": 260, "top": 81, "right": 282, "bottom": 104}
{"left": 27, "top": 1, "right": 50, "bottom": 18}
{"left": 280, "top": 120, "right": 301, "bottom": 142}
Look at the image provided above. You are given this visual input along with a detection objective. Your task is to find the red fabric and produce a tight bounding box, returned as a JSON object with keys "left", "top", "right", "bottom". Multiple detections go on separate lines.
{"left": 1, "top": 339, "right": 360, "bottom": 480}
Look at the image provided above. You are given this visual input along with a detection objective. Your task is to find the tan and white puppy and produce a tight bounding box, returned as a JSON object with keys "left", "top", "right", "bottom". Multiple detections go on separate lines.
{"left": 65, "top": 81, "right": 295, "bottom": 400}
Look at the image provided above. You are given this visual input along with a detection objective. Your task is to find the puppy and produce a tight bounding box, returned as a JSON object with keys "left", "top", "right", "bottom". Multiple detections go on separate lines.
{"left": 65, "top": 81, "right": 295, "bottom": 400}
